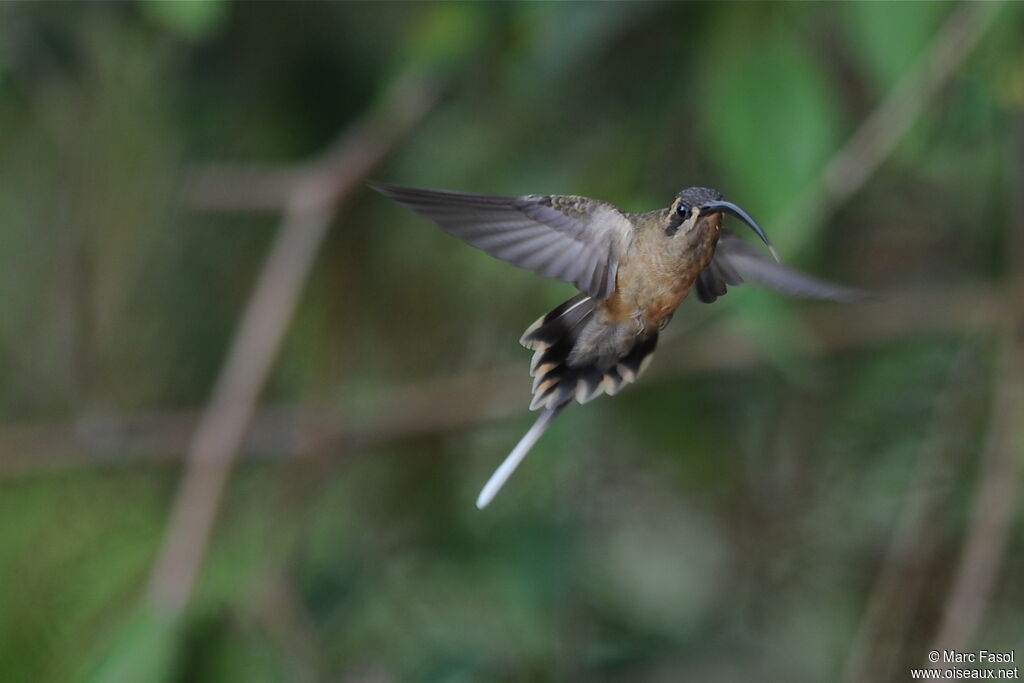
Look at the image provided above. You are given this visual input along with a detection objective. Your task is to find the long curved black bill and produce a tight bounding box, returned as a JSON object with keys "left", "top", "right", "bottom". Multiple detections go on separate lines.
{"left": 700, "top": 200, "right": 780, "bottom": 262}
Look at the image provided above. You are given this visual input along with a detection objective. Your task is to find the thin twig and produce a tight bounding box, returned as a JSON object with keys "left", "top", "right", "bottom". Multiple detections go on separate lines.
{"left": 929, "top": 327, "right": 1022, "bottom": 660}
{"left": 144, "top": 70, "right": 442, "bottom": 618}
{"left": 840, "top": 347, "right": 982, "bottom": 683}
{"left": 927, "top": 112, "right": 1024, "bottom": 663}
{"left": 249, "top": 574, "right": 323, "bottom": 681}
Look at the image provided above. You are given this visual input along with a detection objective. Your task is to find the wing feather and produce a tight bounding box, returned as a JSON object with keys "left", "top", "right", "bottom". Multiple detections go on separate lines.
{"left": 369, "top": 182, "right": 632, "bottom": 300}
{"left": 698, "top": 231, "right": 870, "bottom": 303}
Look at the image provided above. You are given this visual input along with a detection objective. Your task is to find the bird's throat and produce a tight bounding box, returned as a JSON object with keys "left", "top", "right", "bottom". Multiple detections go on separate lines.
{"left": 605, "top": 221, "right": 722, "bottom": 331}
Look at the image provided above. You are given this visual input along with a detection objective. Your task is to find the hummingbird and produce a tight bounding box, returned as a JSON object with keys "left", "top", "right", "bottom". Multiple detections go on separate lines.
{"left": 369, "top": 182, "right": 866, "bottom": 508}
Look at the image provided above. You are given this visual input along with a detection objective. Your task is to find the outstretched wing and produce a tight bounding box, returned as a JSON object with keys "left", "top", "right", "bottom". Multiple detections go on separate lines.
{"left": 369, "top": 182, "right": 633, "bottom": 301}
{"left": 696, "top": 230, "right": 870, "bottom": 304}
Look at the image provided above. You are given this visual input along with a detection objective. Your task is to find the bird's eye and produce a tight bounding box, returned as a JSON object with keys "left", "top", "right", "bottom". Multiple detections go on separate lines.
{"left": 676, "top": 203, "right": 691, "bottom": 218}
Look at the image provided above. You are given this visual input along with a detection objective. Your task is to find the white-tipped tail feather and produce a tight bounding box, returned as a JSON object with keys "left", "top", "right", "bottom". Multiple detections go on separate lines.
{"left": 476, "top": 405, "right": 565, "bottom": 509}
{"left": 476, "top": 294, "right": 659, "bottom": 508}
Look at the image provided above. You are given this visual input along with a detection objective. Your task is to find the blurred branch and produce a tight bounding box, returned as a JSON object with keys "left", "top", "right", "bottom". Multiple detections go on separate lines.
{"left": 840, "top": 347, "right": 982, "bottom": 683}
{"left": 929, "top": 326, "right": 1022, "bottom": 660}
{"left": 927, "top": 114, "right": 1024, "bottom": 662}
{"left": 778, "top": 2, "right": 1000, "bottom": 239}
{"left": 144, "top": 69, "right": 443, "bottom": 618}
{"left": 182, "top": 164, "right": 305, "bottom": 213}
{"left": 1, "top": 280, "right": 1019, "bottom": 476}
{"left": 249, "top": 574, "right": 323, "bottom": 681}
{"left": 850, "top": 111, "right": 1024, "bottom": 681}
{"left": 191, "top": 8, "right": 997, "bottom": 220}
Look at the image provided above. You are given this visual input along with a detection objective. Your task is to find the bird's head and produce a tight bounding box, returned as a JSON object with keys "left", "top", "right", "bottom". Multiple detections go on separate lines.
{"left": 666, "top": 187, "right": 778, "bottom": 261}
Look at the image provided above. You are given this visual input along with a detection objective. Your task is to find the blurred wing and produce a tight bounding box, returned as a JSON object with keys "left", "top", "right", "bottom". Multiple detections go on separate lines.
{"left": 369, "top": 182, "right": 633, "bottom": 300}
{"left": 696, "top": 230, "right": 870, "bottom": 304}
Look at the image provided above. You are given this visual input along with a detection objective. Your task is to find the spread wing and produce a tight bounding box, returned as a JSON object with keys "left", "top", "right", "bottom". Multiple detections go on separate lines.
{"left": 696, "top": 230, "right": 870, "bottom": 304}
{"left": 369, "top": 182, "right": 633, "bottom": 300}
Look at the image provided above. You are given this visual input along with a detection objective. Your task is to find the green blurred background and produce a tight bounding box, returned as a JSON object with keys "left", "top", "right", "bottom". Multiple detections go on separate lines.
{"left": 1, "top": 2, "right": 1022, "bottom": 682}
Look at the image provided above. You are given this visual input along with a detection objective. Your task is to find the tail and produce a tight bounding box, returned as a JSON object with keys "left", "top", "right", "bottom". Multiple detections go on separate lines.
{"left": 521, "top": 293, "right": 658, "bottom": 410}
{"left": 475, "top": 294, "right": 658, "bottom": 508}
{"left": 476, "top": 403, "right": 566, "bottom": 509}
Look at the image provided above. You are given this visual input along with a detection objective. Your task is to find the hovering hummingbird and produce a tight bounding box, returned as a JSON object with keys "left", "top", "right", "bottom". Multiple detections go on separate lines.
{"left": 370, "top": 182, "right": 865, "bottom": 508}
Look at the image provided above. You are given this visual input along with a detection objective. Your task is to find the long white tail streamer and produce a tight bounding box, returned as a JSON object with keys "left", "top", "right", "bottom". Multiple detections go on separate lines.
{"left": 476, "top": 405, "right": 565, "bottom": 509}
